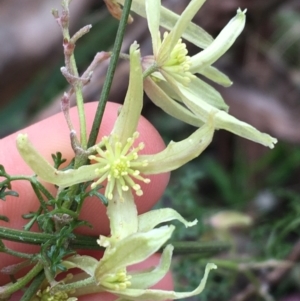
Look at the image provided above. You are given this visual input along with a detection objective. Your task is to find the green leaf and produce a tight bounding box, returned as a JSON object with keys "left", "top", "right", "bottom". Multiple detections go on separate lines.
{"left": 0, "top": 185, "right": 19, "bottom": 201}
{"left": 88, "top": 189, "right": 108, "bottom": 206}
{"left": 51, "top": 152, "right": 67, "bottom": 169}
{"left": 138, "top": 208, "right": 197, "bottom": 232}
{"left": 0, "top": 239, "right": 5, "bottom": 250}
{"left": 0, "top": 215, "right": 9, "bottom": 223}
{"left": 0, "top": 165, "right": 7, "bottom": 176}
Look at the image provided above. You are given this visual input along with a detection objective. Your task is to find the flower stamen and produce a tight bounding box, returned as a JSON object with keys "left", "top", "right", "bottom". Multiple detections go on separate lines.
{"left": 161, "top": 32, "right": 196, "bottom": 86}
{"left": 101, "top": 269, "right": 132, "bottom": 291}
{"left": 89, "top": 132, "right": 150, "bottom": 200}
{"left": 35, "top": 286, "right": 77, "bottom": 301}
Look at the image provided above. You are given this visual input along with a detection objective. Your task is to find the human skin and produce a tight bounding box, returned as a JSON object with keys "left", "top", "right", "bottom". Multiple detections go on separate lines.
{"left": 0, "top": 102, "right": 172, "bottom": 299}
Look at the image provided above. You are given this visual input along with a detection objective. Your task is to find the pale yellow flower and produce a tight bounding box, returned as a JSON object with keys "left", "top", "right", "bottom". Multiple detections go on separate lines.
{"left": 56, "top": 208, "right": 216, "bottom": 301}
{"left": 17, "top": 42, "right": 217, "bottom": 301}
{"left": 141, "top": 0, "right": 277, "bottom": 148}
{"left": 16, "top": 43, "right": 215, "bottom": 203}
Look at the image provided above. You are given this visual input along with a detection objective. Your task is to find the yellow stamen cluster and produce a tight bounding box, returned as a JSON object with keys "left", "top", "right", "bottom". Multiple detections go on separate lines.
{"left": 35, "top": 286, "right": 77, "bottom": 301}
{"left": 161, "top": 32, "right": 196, "bottom": 86}
{"left": 101, "top": 269, "right": 132, "bottom": 291}
{"left": 89, "top": 132, "right": 150, "bottom": 200}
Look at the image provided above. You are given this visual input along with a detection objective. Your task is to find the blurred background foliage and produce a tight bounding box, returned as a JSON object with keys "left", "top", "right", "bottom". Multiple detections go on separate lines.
{"left": 1, "top": 0, "right": 300, "bottom": 300}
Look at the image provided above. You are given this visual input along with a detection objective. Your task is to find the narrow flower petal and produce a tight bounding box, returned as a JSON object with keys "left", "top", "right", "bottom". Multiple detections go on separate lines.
{"left": 16, "top": 45, "right": 145, "bottom": 189}
{"left": 95, "top": 225, "right": 175, "bottom": 283}
{"left": 144, "top": 77, "right": 203, "bottom": 127}
{"left": 62, "top": 255, "right": 98, "bottom": 277}
{"left": 130, "top": 245, "right": 173, "bottom": 289}
{"left": 190, "top": 9, "right": 246, "bottom": 71}
{"left": 187, "top": 77, "right": 229, "bottom": 111}
{"left": 181, "top": 24, "right": 212, "bottom": 49}
{"left": 117, "top": 0, "right": 213, "bottom": 49}
{"left": 138, "top": 208, "right": 197, "bottom": 233}
{"left": 163, "top": 69, "right": 278, "bottom": 148}
{"left": 111, "top": 42, "right": 143, "bottom": 144}
{"left": 16, "top": 133, "right": 72, "bottom": 186}
{"left": 113, "top": 263, "right": 217, "bottom": 300}
{"left": 16, "top": 134, "right": 105, "bottom": 187}
{"left": 198, "top": 65, "right": 233, "bottom": 87}
{"left": 159, "top": 74, "right": 229, "bottom": 111}
{"left": 158, "top": 0, "right": 206, "bottom": 65}
{"left": 159, "top": 6, "right": 213, "bottom": 49}
{"left": 145, "top": 0, "right": 161, "bottom": 56}
{"left": 105, "top": 190, "right": 138, "bottom": 243}
{"left": 137, "top": 115, "right": 214, "bottom": 174}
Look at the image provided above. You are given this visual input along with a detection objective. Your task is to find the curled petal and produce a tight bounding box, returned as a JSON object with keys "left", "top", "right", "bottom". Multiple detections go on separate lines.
{"left": 130, "top": 245, "right": 174, "bottom": 289}
{"left": 114, "top": 263, "right": 217, "bottom": 300}
{"left": 62, "top": 255, "right": 98, "bottom": 277}
{"left": 190, "top": 8, "right": 246, "bottom": 72}
{"left": 16, "top": 134, "right": 103, "bottom": 186}
{"left": 16, "top": 134, "right": 68, "bottom": 185}
{"left": 95, "top": 225, "right": 175, "bottom": 283}
{"left": 138, "top": 208, "right": 197, "bottom": 233}
{"left": 162, "top": 69, "right": 278, "bottom": 148}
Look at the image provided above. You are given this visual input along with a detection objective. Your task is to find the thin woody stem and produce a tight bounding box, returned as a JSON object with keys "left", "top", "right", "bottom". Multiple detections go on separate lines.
{"left": 0, "top": 226, "right": 230, "bottom": 254}
{"left": 56, "top": 1, "right": 89, "bottom": 149}
{"left": 0, "top": 263, "right": 43, "bottom": 299}
{"left": 87, "top": 0, "right": 133, "bottom": 148}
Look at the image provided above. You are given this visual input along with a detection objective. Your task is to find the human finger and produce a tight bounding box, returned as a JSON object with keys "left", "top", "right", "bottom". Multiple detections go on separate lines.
{"left": 0, "top": 101, "right": 170, "bottom": 284}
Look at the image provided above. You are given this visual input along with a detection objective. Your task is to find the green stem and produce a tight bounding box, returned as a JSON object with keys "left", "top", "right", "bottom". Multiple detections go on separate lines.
{"left": 1, "top": 247, "right": 34, "bottom": 260}
{"left": 0, "top": 226, "right": 101, "bottom": 250}
{"left": 142, "top": 63, "right": 158, "bottom": 79}
{"left": 0, "top": 226, "right": 230, "bottom": 254}
{"left": 0, "top": 227, "right": 47, "bottom": 245}
{"left": 54, "top": 276, "right": 95, "bottom": 294}
{"left": 0, "top": 263, "right": 43, "bottom": 299}
{"left": 61, "top": 183, "right": 80, "bottom": 210}
{"left": 30, "top": 182, "right": 49, "bottom": 213}
{"left": 20, "top": 270, "right": 45, "bottom": 301}
{"left": 23, "top": 207, "right": 42, "bottom": 231}
{"left": 9, "top": 175, "right": 54, "bottom": 201}
{"left": 87, "top": 0, "right": 133, "bottom": 148}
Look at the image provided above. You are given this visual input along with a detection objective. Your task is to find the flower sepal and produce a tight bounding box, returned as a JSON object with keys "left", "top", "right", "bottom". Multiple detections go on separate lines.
{"left": 94, "top": 225, "right": 175, "bottom": 283}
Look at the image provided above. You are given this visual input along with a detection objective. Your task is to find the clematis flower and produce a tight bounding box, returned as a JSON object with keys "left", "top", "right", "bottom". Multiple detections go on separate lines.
{"left": 56, "top": 235, "right": 216, "bottom": 300}
{"left": 16, "top": 41, "right": 215, "bottom": 243}
{"left": 16, "top": 43, "right": 215, "bottom": 206}
{"left": 51, "top": 192, "right": 215, "bottom": 300}
{"left": 16, "top": 42, "right": 215, "bottom": 242}
{"left": 17, "top": 42, "right": 217, "bottom": 300}
{"left": 139, "top": 0, "right": 277, "bottom": 148}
